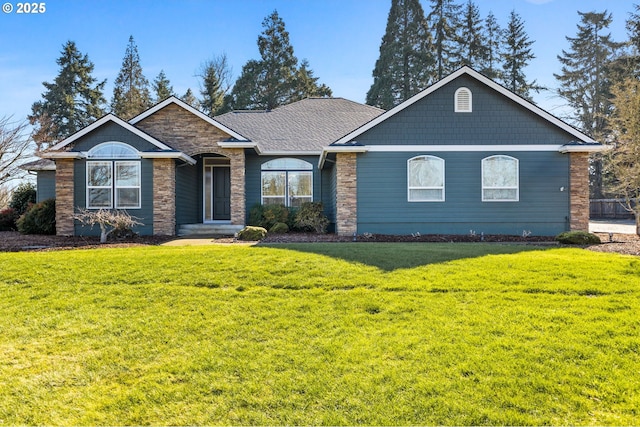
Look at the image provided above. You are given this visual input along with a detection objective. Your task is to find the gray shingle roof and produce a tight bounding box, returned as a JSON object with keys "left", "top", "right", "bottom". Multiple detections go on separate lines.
{"left": 20, "top": 158, "right": 56, "bottom": 171}
{"left": 214, "top": 98, "right": 384, "bottom": 153}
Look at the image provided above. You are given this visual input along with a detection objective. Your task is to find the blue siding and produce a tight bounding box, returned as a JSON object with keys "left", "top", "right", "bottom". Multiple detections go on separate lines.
{"left": 356, "top": 151, "right": 570, "bottom": 236}
{"left": 73, "top": 159, "right": 154, "bottom": 236}
{"left": 71, "top": 122, "right": 160, "bottom": 152}
{"left": 36, "top": 171, "right": 56, "bottom": 202}
{"left": 357, "top": 75, "right": 578, "bottom": 146}
{"left": 175, "top": 164, "right": 199, "bottom": 227}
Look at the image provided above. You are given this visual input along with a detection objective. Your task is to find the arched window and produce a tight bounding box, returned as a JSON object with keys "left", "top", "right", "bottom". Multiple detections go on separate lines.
{"left": 455, "top": 87, "right": 472, "bottom": 112}
{"left": 407, "top": 155, "right": 445, "bottom": 202}
{"left": 261, "top": 158, "right": 313, "bottom": 207}
{"left": 482, "top": 155, "right": 519, "bottom": 201}
{"left": 86, "top": 142, "right": 141, "bottom": 209}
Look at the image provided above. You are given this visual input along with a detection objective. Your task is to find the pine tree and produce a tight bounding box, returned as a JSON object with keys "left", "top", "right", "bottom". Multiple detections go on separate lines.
{"left": 482, "top": 11, "right": 502, "bottom": 79}
{"left": 501, "top": 10, "right": 543, "bottom": 100}
{"left": 227, "top": 10, "right": 331, "bottom": 110}
{"left": 111, "top": 36, "right": 151, "bottom": 120}
{"left": 180, "top": 88, "right": 200, "bottom": 109}
{"left": 427, "top": 0, "right": 462, "bottom": 80}
{"left": 198, "top": 54, "right": 233, "bottom": 117}
{"left": 152, "top": 70, "right": 174, "bottom": 103}
{"left": 366, "top": 0, "right": 434, "bottom": 109}
{"left": 28, "top": 41, "right": 106, "bottom": 149}
{"left": 457, "top": 0, "right": 486, "bottom": 70}
{"left": 293, "top": 59, "right": 332, "bottom": 101}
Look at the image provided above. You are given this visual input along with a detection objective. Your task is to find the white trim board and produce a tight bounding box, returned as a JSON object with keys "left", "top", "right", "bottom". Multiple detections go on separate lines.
{"left": 364, "top": 144, "right": 564, "bottom": 152}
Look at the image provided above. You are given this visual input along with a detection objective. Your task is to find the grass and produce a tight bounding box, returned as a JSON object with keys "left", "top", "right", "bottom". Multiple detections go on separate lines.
{"left": 0, "top": 242, "right": 639, "bottom": 425}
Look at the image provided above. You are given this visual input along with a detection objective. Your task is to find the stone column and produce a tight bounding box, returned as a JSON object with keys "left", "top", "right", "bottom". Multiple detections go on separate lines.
{"left": 569, "top": 152, "right": 590, "bottom": 231}
{"left": 152, "top": 158, "right": 176, "bottom": 235}
{"left": 226, "top": 148, "right": 246, "bottom": 226}
{"left": 335, "top": 152, "right": 358, "bottom": 236}
{"left": 55, "top": 159, "right": 75, "bottom": 236}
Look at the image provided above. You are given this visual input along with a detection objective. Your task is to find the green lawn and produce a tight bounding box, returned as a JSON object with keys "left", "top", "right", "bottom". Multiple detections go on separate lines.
{"left": 0, "top": 243, "right": 639, "bottom": 425}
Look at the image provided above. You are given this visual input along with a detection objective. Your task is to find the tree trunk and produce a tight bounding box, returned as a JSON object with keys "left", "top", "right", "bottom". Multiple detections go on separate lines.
{"left": 99, "top": 224, "right": 108, "bottom": 243}
{"left": 636, "top": 213, "right": 640, "bottom": 237}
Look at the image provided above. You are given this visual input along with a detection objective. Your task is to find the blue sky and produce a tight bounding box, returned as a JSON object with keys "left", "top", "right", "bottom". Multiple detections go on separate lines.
{"left": 0, "top": 0, "right": 633, "bottom": 123}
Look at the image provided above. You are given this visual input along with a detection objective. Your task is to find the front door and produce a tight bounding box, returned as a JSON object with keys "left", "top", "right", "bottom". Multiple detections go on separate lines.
{"left": 204, "top": 159, "right": 231, "bottom": 221}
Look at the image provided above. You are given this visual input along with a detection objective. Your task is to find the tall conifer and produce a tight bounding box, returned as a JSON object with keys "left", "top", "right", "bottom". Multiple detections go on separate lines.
{"left": 366, "top": 0, "right": 434, "bottom": 109}
{"left": 457, "top": 0, "right": 486, "bottom": 70}
{"left": 111, "top": 36, "right": 151, "bottom": 120}
{"left": 152, "top": 70, "right": 174, "bottom": 103}
{"left": 501, "top": 11, "right": 542, "bottom": 100}
{"left": 427, "top": 0, "right": 461, "bottom": 80}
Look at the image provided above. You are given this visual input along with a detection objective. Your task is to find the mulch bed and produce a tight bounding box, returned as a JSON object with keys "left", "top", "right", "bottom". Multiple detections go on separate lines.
{"left": 1, "top": 231, "right": 639, "bottom": 256}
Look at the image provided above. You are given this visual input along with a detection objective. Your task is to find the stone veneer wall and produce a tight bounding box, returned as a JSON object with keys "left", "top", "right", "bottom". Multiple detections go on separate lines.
{"left": 152, "top": 158, "right": 176, "bottom": 235}
{"left": 335, "top": 152, "right": 357, "bottom": 236}
{"left": 55, "top": 159, "right": 75, "bottom": 236}
{"left": 136, "top": 103, "right": 246, "bottom": 228}
{"left": 569, "top": 152, "right": 590, "bottom": 231}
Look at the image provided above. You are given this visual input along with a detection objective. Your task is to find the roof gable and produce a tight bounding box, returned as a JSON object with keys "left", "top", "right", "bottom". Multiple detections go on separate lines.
{"left": 48, "top": 114, "right": 173, "bottom": 152}
{"left": 333, "top": 66, "right": 596, "bottom": 145}
{"left": 129, "top": 96, "right": 250, "bottom": 142}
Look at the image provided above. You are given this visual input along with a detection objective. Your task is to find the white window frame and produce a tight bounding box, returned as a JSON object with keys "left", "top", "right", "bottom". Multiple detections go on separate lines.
{"left": 455, "top": 87, "right": 472, "bottom": 112}
{"left": 407, "top": 155, "right": 445, "bottom": 202}
{"left": 87, "top": 161, "right": 113, "bottom": 209}
{"left": 261, "top": 158, "right": 313, "bottom": 207}
{"left": 482, "top": 155, "right": 519, "bottom": 202}
{"left": 114, "top": 161, "right": 141, "bottom": 209}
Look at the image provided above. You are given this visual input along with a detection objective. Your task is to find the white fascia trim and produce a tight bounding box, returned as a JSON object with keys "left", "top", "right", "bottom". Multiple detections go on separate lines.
{"left": 365, "top": 144, "right": 564, "bottom": 152}
{"left": 217, "top": 141, "right": 258, "bottom": 149}
{"left": 49, "top": 114, "right": 173, "bottom": 151}
{"left": 39, "top": 151, "right": 86, "bottom": 159}
{"left": 333, "top": 66, "right": 596, "bottom": 145}
{"left": 259, "top": 150, "right": 322, "bottom": 156}
{"left": 319, "top": 146, "right": 369, "bottom": 169}
{"left": 140, "top": 151, "right": 196, "bottom": 165}
{"left": 559, "top": 144, "right": 610, "bottom": 153}
{"left": 129, "top": 96, "right": 251, "bottom": 142}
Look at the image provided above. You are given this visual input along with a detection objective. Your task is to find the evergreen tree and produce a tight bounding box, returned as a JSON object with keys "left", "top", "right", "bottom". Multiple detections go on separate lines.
{"left": 628, "top": 4, "right": 640, "bottom": 54}
{"left": 111, "top": 35, "right": 151, "bottom": 120}
{"left": 501, "top": 10, "right": 543, "bottom": 100}
{"left": 152, "top": 70, "right": 174, "bottom": 103}
{"left": 293, "top": 59, "right": 333, "bottom": 101}
{"left": 457, "top": 0, "right": 486, "bottom": 70}
{"left": 427, "top": 0, "right": 462, "bottom": 80}
{"left": 180, "top": 88, "right": 200, "bottom": 109}
{"left": 366, "top": 0, "right": 434, "bottom": 109}
{"left": 198, "top": 54, "right": 233, "bottom": 117}
{"left": 28, "top": 41, "right": 106, "bottom": 149}
{"left": 482, "top": 11, "right": 502, "bottom": 79}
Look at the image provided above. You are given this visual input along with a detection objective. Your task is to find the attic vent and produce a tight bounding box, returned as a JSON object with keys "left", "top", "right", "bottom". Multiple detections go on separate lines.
{"left": 455, "top": 87, "right": 472, "bottom": 112}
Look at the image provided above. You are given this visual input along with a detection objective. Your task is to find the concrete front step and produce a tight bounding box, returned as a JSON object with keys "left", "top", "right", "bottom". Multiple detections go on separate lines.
{"left": 177, "top": 223, "right": 244, "bottom": 237}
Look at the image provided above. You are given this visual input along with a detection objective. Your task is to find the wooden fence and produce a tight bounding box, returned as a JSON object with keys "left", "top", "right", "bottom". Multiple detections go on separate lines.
{"left": 590, "top": 199, "right": 635, "bottom": 220}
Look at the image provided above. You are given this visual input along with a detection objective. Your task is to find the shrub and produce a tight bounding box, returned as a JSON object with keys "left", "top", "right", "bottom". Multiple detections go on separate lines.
{"left": 262, "top": 204, "right": 290, "bottom": 230}
{"left": 237, "top": 226, "right": 267, "bottom": 241}
{"left": 269, "top": 222, "right": 289, "bottom": 234}
{"left": 248, "top": 204, "right": 265, "bottom": 227}
{"left": 74, "top": 208, "right": 143, "bottom": 243}
{"left": 0, "top": 207, "right": 18, "bottom": 231}
{"left": 9, "top": 182, "right": 36, "bottom": 216}
{"left": 16, "top": 198, "right": 56, "bottom": 235}
{"left": 556, "top": 231, "right": 601, "bottom": 245}
{"left": 294, "top": 202, "right": 329, "bottom": 233}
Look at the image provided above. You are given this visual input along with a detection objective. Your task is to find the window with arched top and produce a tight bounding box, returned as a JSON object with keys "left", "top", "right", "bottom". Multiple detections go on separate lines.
{"left": 261, "top": 158, "right": 313, "bottom": 207}
{"left": 86, "top": 142, "right": 141, "bottom": 209}
{"left": 482, "top": 155, "right": 519, "bottom": 202}
{"left": 455, "top": 87, "right": 472, "bottom": 112}
{"left": 407, "top": 155, "right": 445, "bottom": 202}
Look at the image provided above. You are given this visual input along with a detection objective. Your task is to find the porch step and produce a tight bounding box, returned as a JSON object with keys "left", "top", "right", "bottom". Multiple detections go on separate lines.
{"left": 177, "top": 223, "right": 244, "bottom": 237}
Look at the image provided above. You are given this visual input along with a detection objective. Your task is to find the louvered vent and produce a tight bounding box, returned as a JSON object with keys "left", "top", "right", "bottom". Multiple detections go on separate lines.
{"left": 455, "top": 87, "right": 472, "bottom": 112}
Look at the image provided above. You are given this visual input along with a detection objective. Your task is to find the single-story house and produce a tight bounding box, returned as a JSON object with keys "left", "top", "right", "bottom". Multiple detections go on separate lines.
{"left": 27, "top": 66, "right": 605, "bottom": 237}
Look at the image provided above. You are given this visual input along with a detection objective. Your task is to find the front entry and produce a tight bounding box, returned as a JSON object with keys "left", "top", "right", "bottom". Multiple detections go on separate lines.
{"left": 204, "top": 158, "right": 231, "bottom": 221}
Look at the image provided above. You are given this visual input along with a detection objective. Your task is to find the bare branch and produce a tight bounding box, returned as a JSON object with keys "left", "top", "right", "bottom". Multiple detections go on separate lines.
{"left": 0, "top": 115, "right": 33, "bottom": 186}
{"left": 74, "top": 208, "right": 143, "bottom": 243}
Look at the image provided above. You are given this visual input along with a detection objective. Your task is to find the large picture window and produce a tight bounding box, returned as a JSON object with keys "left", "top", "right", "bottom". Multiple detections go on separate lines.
{"left": 482, "top": 155, "right": 519, "bottom": 201}
{"left": 86, "top": 142, "right": 141, "bottom": 209}
{"left": 261, "top": 158, "right": 312, "bottom": 207}
{"left": 408, "top": 155, "right": 445, "bottom": 201}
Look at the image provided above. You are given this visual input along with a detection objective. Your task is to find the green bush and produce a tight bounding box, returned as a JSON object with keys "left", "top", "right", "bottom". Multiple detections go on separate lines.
{"left": 294, "top": 202, "right": 329, "bottom": 233}
{"left": 237, "top": 226, "right": 267, "bottom": 241}
{"left": 556, "top": 231, "right": 601, "bottom": 245}
{"left": 9, "top": 182, "right": 36, "bottom": 216}
{"left": 247, "top": 204, "right": 265, "bottom": 227}
{"left": 262, "top": 204, "right": 290, "bottom": 230}
{"left": 16, "top": 198, "right": 56, "bottom": 235}
{"left": 0, "top": 207, "right": 18, "bottom": 231}
{"left": 269, "top": 222, "right": 289, "bottom": 234}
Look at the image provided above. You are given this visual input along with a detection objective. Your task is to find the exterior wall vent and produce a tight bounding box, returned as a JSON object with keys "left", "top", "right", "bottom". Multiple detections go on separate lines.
{"left": 455, "top": 87, "right": 472, "bottom": 112}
